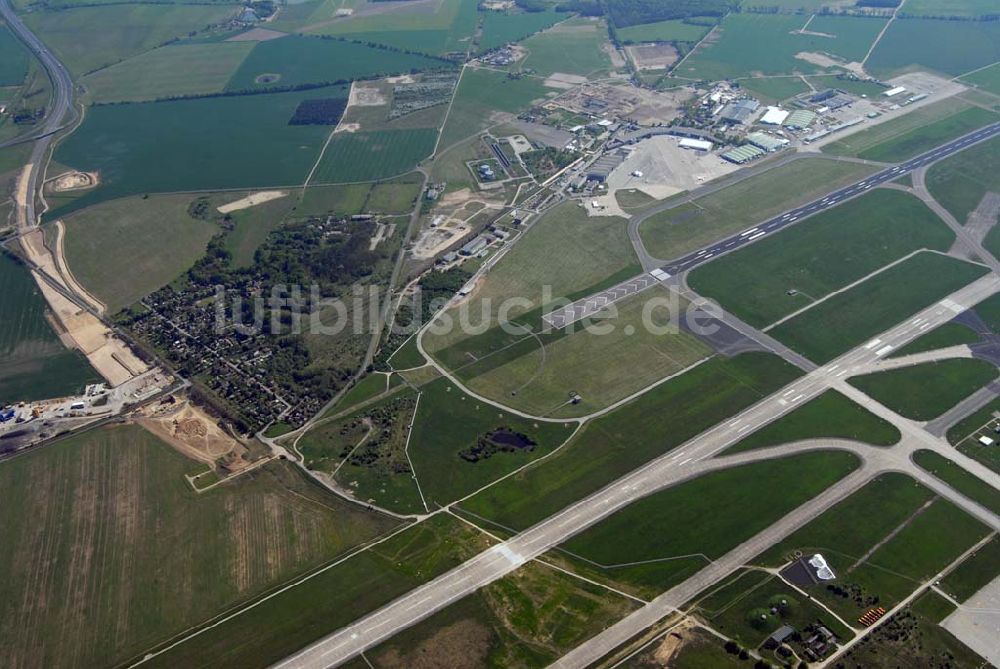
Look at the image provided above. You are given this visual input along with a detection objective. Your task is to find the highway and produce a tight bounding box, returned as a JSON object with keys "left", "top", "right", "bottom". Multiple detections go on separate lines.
{"left": 545, "top": 121, "right": 1000, "bottom": 329}
{"left": 271, "top": 272, "right": 1000, "bottom": 669}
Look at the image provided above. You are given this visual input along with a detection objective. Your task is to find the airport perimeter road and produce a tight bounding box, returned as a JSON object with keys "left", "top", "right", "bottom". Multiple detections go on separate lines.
{"left": 551, "top": 122, "right": 1000, "bottom": 329}
{"left": 271, "top": 273, "right": 1000, "bottom": 669}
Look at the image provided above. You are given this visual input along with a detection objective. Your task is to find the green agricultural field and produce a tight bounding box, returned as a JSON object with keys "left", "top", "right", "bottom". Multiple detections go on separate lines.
{"left": 769, "top": 252, "right": 988, "bottom": 364}
{"left": 639, "top": 157, "right": 875, "bottom": 261}
{"left": 903, "top": 0, "right": 1000, "bottom": 18}
{"left": 559, "top": 451, "right": 859, "bottom": 597}
{"left": 51, "top": 87, "right": 342, "bottom": 217}
{"left": 926, "top": 134, "right": 1000, "bottom": 224}
{"left": 138, "top": 513, "right": 490, "bottom": 668}
{"left": 0, "top": 252, "right": 98, "bottom": 402}
{"left": 365, "top": 173, "right": 424, "bottom": 213}
{"left": 82, "top": 42, "right": 255, "bottom": 103}
{"left": 737, "top": 76, "right": 811, "bottom": 103}
{"left": 311, "top": 128, "right": 439, "bottom": 183}
{"left": 461, "top": 353, "right": 802, "bottom": 530}
{"left": 823, "top": 97, "right": 984, "bottom": 158}
{"left": 849, "top": 359, "right": 997, "bottom": 421}
{"left": 866, "top": 18, "right": 1000, "bottom": 78}
{"left": 679, "top": 14, "right": 887, "bottom": 80}
{"left": 479, "top": 9, "right": 562, "bottom": 52}
{"left": 516, "top": 18, "right": 614, "bottom": 79}
{"left": 337, "top": 372, "right": 393, "bottom": 412}
{"left": 387, "top": 334, "right": 425, "bottom": 370}
{"left": 303, "top": 0, "right": 479, "bottom": 56}
{"left": 438, "top": 67, "right": 551, "bottom": 150}
{"left": 406, "top": 378, "right": 575, "bottom": 507}
{"left": 940, "top": 535, "right": 1000, "bottom": 603}
{"left": 888, "top": 322, "right": 980, "bottom": 358}
{"left": 0, "top": 424, "right": 399, "bottom": 669}
{"left": 913, "top": 450, "right": 1000, "bottom": 516}
{"left": 617, "top": 18, "right": 712, "bottom": 44}
{"left": 961, "top": 62, "right": 1000, "bottom": 96}
{"left": 688, "top": 190, "right": 954, "bottom": 328}
{"left": 455, "top": 289, "right": 712, "bottom": 417}
{"left": 23, "top": 3, "right": 238, "bottom": 76}
{"left": 226, "top": 36, "right": 450, "bottom": 91}
{"left": 61, "top": 193, "right": 220, "bottom": 312}
{"left": 0, "top": 24, "right": 28, "bottom": 86}
{"left": 724, "top": 390, "right": 900, "bottom": 455}
{"left": 365, "top": 560, "right": 637, "bottom": 667}
{"left": 296, "top": 182, "right": 372, "bottom": 217}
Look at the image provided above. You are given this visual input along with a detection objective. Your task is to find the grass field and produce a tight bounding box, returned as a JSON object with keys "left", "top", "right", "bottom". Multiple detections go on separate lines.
{"left": 769, "top": 252, "right": 988, "bottom": 364}
{"left": 438, "top": 67, "right": 551, "bottom": 150}
{"left": 617, "top": 18, "right": 712, "bottom": 44}
{"left": 737, "top": 76, "right": 811, "bottom": 103}
{"left": 866, "top": 18, "right": 1000, "bottom": 78}
{"left": 387, "top": 334, "right": 425, "bottom": 369}
{"left": 406, "top": 378, "right": 575, "bottom": 508}
{"left": 82, "top": 42, "right": 255, "bottom": 103}
{"left": 311, "top": 128, "right": 439, "bottom": 183}
{"left": 926, "top": 134, "right": 1000, "bottom": 224}
{"left": 849, "top": 359, "right": 997, "bottom": 421}
{"left": 0, "top": 424, "right": 399, "bottom": 669}
{"left": 0, "top": 252, "right": 98, "bottom": 402}
{"left": 460, "top": 352, "right": 802, "bottom": 530}
{"left": 887, "top": 321, "right": 980, "bottom": 358}
{"left": 688, "top": 189, "right": 954, "bottom": 328}
{"left": 24, "top": 3, "right": 238, "bottom": 76}
{"left": 517, "top": 18, "right": 613, "bottom": 79}
{"left": 216, "top": 190, "right": 301, "bottom": 268}
{"left": 559, "top": 451, "right": 860, "bottom": 597}
{"left": 139, "top": 513, "right": 490, "bottom": 668}
{"left": 823, "top": 97, "right": 983, "bottom": 158}
{"left": 61, "top": 193, "right": 220, "bottom": 312}
{"left": 479, "top": 9, "right": 562, "bottom": 52}
{"left": 226, "top": 36, "right": 449, "bottom": 91}
{"left": 456, "top": 289, "right": 712, "bottom": 416}
{"left": 679, "top": 14, "right": 887, "bottom": 80}
{"left": 724, "top": 390, "right": 900, "bottom": 455}
{"left": 946, "top": 396, "right": 1000, "bottom": 475}
{"left": 940, "top": 535, "right": 1000, "bottom": 603}
{"left": 52, "top": 87, "right": 341, "bottom": 217}
{"left": 904, "top": 0, "right": 1000, "bottom": 16}
{"left": 961, "top": 62, "right": 1000, "bottom": 96}
{"left": 0, "top": 23, "right": 28, "bottom": 86}
{"left": 639, "top": 157, "right": 876, "bottom": 261}
{"left": 913, "top": 450, "right": 1000, "bottom": 516}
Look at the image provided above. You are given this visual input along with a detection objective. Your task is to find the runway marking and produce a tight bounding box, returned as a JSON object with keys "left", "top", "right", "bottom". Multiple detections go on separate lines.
{"left": 919, "top": 322, "right": 932, "bottom": 330}
{"left": 737, "top": 424, "right": 752, "bottom": 433}
{"left": 790, "top": 394, "right": 804, "bottom": 403}
{"left": 670, "top": 450, "right": 687, "bottom": 460}
{"left": 748, "top": 231, "right": 767, "bottom": 241}
{"left": 864, "top": 338, "right": 882, "bottom": 350}
{"left": 836, "top": 370, "right": 848, "bottom": 377}
{"left": 875, "top": 345, "right": 894, "bottom": 357}
{"left": 491, "top": 544, "right": 526, "bottom": 567}
{"left": 778, "top": 398, "right": 788, "bottom": 406}
{"left": 941, "top": 298, "right": 964, "bottom": 313}
{"left": 677, "top": 457, "right": 692, "bottom": 466}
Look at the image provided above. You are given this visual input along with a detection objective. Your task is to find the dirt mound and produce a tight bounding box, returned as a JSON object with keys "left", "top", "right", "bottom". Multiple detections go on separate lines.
{"left": 376, "top": 619, "right": 493, "bottom": 668}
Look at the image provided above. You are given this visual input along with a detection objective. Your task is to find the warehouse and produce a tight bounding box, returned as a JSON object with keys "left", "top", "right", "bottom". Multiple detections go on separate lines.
{"left": 747, "top": 132, "right": 788, "bottom": 152}
{"left": 784, "top": 109, "right": 817, "bottom": 130}
{"left": 722, "top": 144, "right": 766, "bottom": 164}
{"left": 460, "top": 235, "right": 489, "bottom": 256}
{"left": 759, "top": 106, "right": 789, "bottom": 125}
{"left": 883, "top": 86, "right": 907, "bottom": 97}
{"left": 718, "top": 99, "right": 760, "bottom": 125}
{"left": 678, "top": 137, "right": 713, "bottom": 152}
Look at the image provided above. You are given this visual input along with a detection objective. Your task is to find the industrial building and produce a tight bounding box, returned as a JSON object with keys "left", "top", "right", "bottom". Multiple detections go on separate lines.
{"left": 722, "top": 144, "right": 766, "bottom": 164}
{"left": 883, "top": 86, "right": 907, "bottom": 97}
{"left": 478, "top": 164, "right": 496, "bottom": 180}
{"left": 586, "top": 149, "right": 628, "bottom": 182}
{"left": 460, "top": 235, "right": 489, "bottom": 256}
{"left": 679, "top": 137, "right": 713, "bottom": 152}
{"left": 783, "top": 109, "right": 817, "bottom": 130}
{"left": 747, "top": 132, "right": 788, "bottom": 152}
{"left": 718, "top": 99, "right": 760, "bottom": 125}
{"left": 759, "top": 106, "right": 789, "bottom": 125}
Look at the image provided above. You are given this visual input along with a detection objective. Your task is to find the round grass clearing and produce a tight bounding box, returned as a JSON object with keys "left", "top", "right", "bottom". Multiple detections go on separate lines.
{"left": 254, "top": 72, "right": 282, "bottom": 84}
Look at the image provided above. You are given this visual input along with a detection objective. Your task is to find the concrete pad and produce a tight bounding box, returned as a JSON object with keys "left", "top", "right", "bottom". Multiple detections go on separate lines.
{"left": 942, "top": 575, "right": 1000, "bottom": 667}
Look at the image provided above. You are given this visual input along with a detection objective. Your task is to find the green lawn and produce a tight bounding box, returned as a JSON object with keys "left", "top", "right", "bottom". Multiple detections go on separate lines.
{"left": 24, "top": 3, "right": 238, "bottom": 76}
{"left": 296, "top": 182, "right": 372, "bottom": 218}
{"left": 61, "top": 193, "right": 220, "bottom": 312}
{"left": 926, "top": 134, "right": 1000, "bottom": 224}
{"left": 639, "top": 157, "right": 876, "bottom": 261}
{"left": 0, "top": 424, "right": 398, "bottom": 669}
{"left": 617, "top": 18, "right": 712, "bottom": 44}
{"left": 866, "top": 18, "right": 1000, "bottom": 78}
{"left": 961, "top": 62, "right": 1000, "bottom": 96}
{"left": 517, "top": 18, "right": 613, "bottom": 79}
{"left": 688, "top": 189, "right": 954, "bottom": 328}
{"left": 939, "top": 535, "right": 1000, "bottom": 603}
{"left": 460, "top": 353, "right": 802, "bottom": 530}
{"left": 338, "top": 372, "right": 391, "bottom": 410}
{"left": 737, "top": 76, "right": 811, "bottom": 104}
{"left": 0, "top": 251, "right": 98, "bottom": 402}
{"left": 905, "top": 0, "right": 1000, "bottom": 16}
{"left": 387, "top": 334, "right": 425, "bottom": 370}
{"left": 479, "top": 9, "right": 563, "bottom": 52}
{"left": 559, "top": 451, "right": 860, "bottom": 597}
{"left": 82, "top": 42, "right": 255, "bottom": 103}
{"left": 51, "top": 87, "right": 341, "bottom": 217}
{"left": 723, "top": 390, "right": 900, "bottom": 455}
{"left": 226, "top": 35, "right": 450, "bottom": 91}
{"left": 311, "top": 129, "right": 439, "bottom": 183}
{"left": 887, "top": 322, "right": 981, "bottom": 358}
{"left": 854, "top": 106, "right": 997, "bottom": 163}
{"left": 913, "top": 449, "right": 1000, "bottom": 516}
{"left": 849, "top": 359, "right": 997, "bottom": 421}
{"left": 0, "top": 23, "right": 29, "bottom": 86}
{"left": 769, "top": 252, "right": 988, "bottom": 364}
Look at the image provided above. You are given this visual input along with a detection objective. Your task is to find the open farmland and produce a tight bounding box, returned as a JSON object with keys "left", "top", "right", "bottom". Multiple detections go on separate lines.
{"left": 517, "top": 18, "right": 614, "bottom": 79}
{"left": 926, "top": 134, "right": 1000, "bottom": 223}
{"left": 961, "top": 62, "right": 1000, "bottom": 96}
{"left": 0, "top": 23, "right": 28, "bottom": 86}
{"left": 226, "top": 36, "right": 450, "bottom": 91}
{"left": 460, "top": 353, "right": 801, "bottom": 530}
{"left": 478, "top": 9, "right": 562, "bottom": 52}
{"left": 0, "top": 252, "right": 98, "bottom": 402}
{"left": 738, "top": 76, "right": 811, "bottom": 103}
{"left": 903, "top": 0, "right": 1000, "bottom": 18}
{"left": 866, "top": 19, "right": 1000, "bottom": 78}
{"left": 22, "top": 3, "right": 238, "bottom": 76}
{"left": 848, "top": 359, "right": 998, "bottom": 421}
{"left": 0, "top": 424, "right": 399, "bottom": 669}
{"left": 82, "top": 42, "right": 255, "bottom": 103}
{"left": 688, "top": 189, "right": 955, "bottom": 328}
{"left": 769, "top": 252, "right": 988, "bottom": 364}
{"left": 679, "top": 14, "right": 887, "bottom": 80}
{"left": 639, "top": 157, "right": 876, "bottom": 261}
{"left": 311, "top": 128, "right": 439, "bottom": 183}
{"left": 137, "top": 514, "right": 491, "bottom": 668}
{"left": 559, "top": 451, "right": 860, "bottom": 597}
{"left": 51, "top": 87, "right": 344, "bottom": 217}
{"left": 61, "top": 193, "right": 220, "bottom": 313}
{"left": 617, "top": 18, "right": 712, "bottom": 44}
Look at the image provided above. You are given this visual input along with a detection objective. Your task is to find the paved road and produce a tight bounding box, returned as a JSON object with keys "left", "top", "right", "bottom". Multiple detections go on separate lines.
{"left": 550, "top": 122, "right": 1000, "bottom": 329}
{"left": 271, "top": 273, "right": 1000, "bottom": 669}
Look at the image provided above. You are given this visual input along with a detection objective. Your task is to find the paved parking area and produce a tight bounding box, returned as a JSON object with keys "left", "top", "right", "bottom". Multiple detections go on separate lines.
{"left": 942, "top": 575, "right": 1000, "bottom": 667}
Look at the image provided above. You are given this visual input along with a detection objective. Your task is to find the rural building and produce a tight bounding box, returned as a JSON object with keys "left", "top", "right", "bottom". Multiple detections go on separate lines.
{"left": 883, "top": 86, "right": 907, "bottom": 97}
{"left": 979, "top": 435, "right": 994, "bottom": 446}
{"left": 722, "top": 144, "right": 766, "bottom": 164}
{"left": 718, "top": 99, "right": 760, "bottom": 125}
{"left": 747, "top": 132, "right": 788, "bottom": 152}
{"left": 760, "top": 106, "right": 789, "bottom": 125}
{"left": 439, "top": 251, "right": 458, "bottom": 264}
{"left": 679, "top": 137, "right": 713, "bottom": 152}
{"left": 460, "top": 235, "right": 488, "bottom": 256}
{"left": 764, "top": 625, "right": 796, "bottom": 650}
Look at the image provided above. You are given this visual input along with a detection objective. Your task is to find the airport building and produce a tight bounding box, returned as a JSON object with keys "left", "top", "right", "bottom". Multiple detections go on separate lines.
{"left": 722, "top": 144, "right": 766, "bottom": 164}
